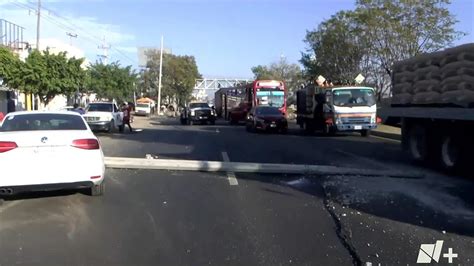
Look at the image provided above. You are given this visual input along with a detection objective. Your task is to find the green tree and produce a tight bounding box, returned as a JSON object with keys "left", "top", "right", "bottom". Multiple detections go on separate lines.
{"left": 251, "top": 57, "right": 303, "bottom": 92}
{"left": 21, "top": 49, "right": 85, "bottom": 105}
{"left": 301, "top": 11, "right": 366, "bottom": 82}
{"left": 143, "top": 52, "right": 201, "bottom": 105}
{"left": 355, "top": 0, "right": 464, "bottom": 76}
{"left": 0, "top": 46, "right": 24, "bottom": 89}
{"left": 87, "top": 62, "right": 137, "bottom": 102}
{"left": 302, "top": 0, "right": 464, "bottom": 99}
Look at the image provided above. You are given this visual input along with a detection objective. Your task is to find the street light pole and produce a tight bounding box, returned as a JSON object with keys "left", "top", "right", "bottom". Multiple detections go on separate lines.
{"left": 157, "top": 35, "right": 163, "bottom": 115}
{"left": 32, "top": 0, "right": 41, "bottom": 111}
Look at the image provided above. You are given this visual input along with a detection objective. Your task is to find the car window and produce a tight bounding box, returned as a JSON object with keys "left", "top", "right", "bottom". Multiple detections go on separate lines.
{"left": 87, "top": 104, "right": 113, "bottom": 112}
{"left": 0, "top": 114, "right": 88, "bottom": 131}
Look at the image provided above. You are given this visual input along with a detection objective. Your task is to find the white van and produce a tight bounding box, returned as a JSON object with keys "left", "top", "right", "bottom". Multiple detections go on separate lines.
{"left": 135, "top": 102, "right": 152, "bottom": 116}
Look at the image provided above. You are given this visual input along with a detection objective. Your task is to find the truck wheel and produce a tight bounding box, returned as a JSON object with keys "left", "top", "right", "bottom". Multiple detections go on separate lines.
{"left": 407, "top": 125, "right": 428, "bottom": 162}
{"left": 303, "top": 122, "right": 314, "bottom": 135}
{"left": 180, "top": 118, "right": 186, "bottom": 125}
{"left": 107, "top": 120, "right": 115, "bottom": 133}
{"left": 440, "top": 134, "right": 460, "bottom": 170}
{"left": 360, "top": 130, "right": 371, "bottom": 137}
{"left": 322, "top": 124, "right": 335, "bottom": 136}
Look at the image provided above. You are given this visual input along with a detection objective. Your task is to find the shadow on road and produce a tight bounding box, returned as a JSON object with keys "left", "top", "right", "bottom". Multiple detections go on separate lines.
{"left": 1, "top": 189, "right": 81, "bottom": 202}
{"left": 96, "top": 116, "right": 474, "bottom": 237}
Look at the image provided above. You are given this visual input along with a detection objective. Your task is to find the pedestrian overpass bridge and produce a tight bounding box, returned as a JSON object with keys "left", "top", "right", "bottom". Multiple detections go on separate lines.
{"left": 192, "top": 78, "right": 251, "bottom": 102}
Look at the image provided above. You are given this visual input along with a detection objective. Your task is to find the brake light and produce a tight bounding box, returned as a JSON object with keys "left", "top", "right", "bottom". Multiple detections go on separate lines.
{"left": 0, "top": 141, "right": 18, "bottom": 153}
{"left": 376, "top": 117, "right": 382, "bottom": 124}
{"left": 71, "top": 139, "right": 100, "bottom": 150}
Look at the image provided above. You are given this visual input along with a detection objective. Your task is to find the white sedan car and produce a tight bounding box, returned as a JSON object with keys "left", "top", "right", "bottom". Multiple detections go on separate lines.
{"left": 0, "top": 111, "right": 105, "bottom": 199}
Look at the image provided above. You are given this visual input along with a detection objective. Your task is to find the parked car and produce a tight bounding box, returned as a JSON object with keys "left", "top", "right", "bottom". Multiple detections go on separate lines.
{"left": 246, "top": 106, "right": 288, "bottom": 133}
{"left": 83, "top": 102, "right": 124, "bottom": 132}
{"left": 0, "top": 111, "right": 105, "bottom": 199}
{"left": 180, "top": 102, "right": 216, "bottom": 125}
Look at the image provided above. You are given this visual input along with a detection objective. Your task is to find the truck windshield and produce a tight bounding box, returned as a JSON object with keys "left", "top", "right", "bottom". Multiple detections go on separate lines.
{"left": 256, "top": 90, "right": 284, "bottom": 108}
{"left": 333, "top": 88, "right": 376, "bottom": 107}
{"left": 86, "top": 104, "right": 113, "bottom": 112}
{"left": 137, "top": 104, "right": 149, "bottom": 108}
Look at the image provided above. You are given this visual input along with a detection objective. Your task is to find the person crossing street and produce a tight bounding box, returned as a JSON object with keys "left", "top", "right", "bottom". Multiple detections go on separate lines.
{"left": 121, "top": 102, "right": 133, "bottom": 133}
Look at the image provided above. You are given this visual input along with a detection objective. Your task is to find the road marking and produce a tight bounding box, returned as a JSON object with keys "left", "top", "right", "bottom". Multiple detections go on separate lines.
{"left": 221, "top": 152, "right": 239, "bottom": 185}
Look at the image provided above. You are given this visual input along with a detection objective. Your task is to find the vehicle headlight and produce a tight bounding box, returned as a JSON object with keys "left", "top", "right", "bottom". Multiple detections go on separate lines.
{"left": 335, "top": 115, "right": 342, "bottom": 125}
{"left": 191, "top": 110, "right": 195, "bottom": 116}
{"left": 371, "top": 114, "right": 376, "bottom": 123}
{"left": 211, "top": 110, "right": 215, "bottom": 115}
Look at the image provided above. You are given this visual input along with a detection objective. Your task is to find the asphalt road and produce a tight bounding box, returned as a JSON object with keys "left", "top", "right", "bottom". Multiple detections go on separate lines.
{"left": 1, "top": 116, "right": 473, "bottom": 265}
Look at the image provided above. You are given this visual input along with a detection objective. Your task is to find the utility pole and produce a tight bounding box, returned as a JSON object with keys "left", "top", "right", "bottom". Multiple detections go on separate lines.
{"left": 98, "top": 37, "right": 110, "bottom": 64}
{"left": 33, "top": 0, "right": 41, "bottom": 111}
{"left": 157, "top": 35, "right": 164, "bottom": 115}
{"left": 36, "top": 0, "right": 41, "bottom": 50}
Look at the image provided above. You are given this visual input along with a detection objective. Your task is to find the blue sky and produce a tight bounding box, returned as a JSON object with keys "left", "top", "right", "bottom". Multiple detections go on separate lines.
{"left": 1, "top": 0, "right": 472, "bottom": 78}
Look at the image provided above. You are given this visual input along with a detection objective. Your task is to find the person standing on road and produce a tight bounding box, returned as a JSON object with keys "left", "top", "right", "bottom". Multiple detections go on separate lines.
{"left": 122, "top": 102, "right": 133, "bottom": 133}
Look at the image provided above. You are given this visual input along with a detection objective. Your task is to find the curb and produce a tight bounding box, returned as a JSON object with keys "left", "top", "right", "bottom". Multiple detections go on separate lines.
{"left": 371, "top": 130, "right": 401, "bottom": 141}
{"left": 104, "top": 157, "right": 422, "bottom": 178}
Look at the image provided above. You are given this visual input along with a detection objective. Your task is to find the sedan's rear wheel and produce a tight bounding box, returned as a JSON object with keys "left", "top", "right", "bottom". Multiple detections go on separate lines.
{"left": 88, "top": 182, "right": 104, "bottom": 196}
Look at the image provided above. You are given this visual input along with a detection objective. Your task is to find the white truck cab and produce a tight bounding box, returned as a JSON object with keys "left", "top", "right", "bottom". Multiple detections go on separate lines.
{"left": 83, "top": 102, "right": 123, "bottom": 132}
{"left": 297, "top": 85, "right": 378, "bottom": 136}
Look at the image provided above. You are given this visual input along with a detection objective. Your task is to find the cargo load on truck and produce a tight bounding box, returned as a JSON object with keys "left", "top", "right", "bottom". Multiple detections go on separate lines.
{"left": 391, "top": 43, "right": 474, "bottom": 107}
{"left": 383, "top": 43, "right": 474, "bottom": 173}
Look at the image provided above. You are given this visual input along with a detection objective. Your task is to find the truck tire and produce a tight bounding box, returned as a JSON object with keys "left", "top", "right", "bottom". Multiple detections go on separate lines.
{"left": 322, "top": 124, "right": 336, "bottom": 136}
{"left": 180, "top": 118, "right": 186, "bottom": 125}
{"left": 439, "top": 134, "right": 461, "bottom": 171}
{"left": 360, "top": 130, "right": 371, "bottom": 137}
{"left": 107, "top": 120, "right": 115, "bottom": 133}
{"left": 303, "top": 121, "right": 314, "bottom": 135}
{"left": 407, "top": 125, "right": 428, "bottom": 162}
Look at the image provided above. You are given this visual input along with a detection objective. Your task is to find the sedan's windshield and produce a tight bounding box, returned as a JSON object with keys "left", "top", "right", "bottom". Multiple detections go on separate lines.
{"left": 189, "top": 103, "right": 210, "bottom": 108}
{"left": 0, "top": 114, "right": 87, "bottom": 131}
{"left": 87, "top": 104, "right": 113, "bottom": 112}
{"left": 333, "top": 88, "right": 376, "bottom": 107}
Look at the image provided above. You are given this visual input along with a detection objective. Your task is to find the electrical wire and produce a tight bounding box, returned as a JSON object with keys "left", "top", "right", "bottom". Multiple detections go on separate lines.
{"left": 7, "top": 0, "right": 137, "bottom": 65}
